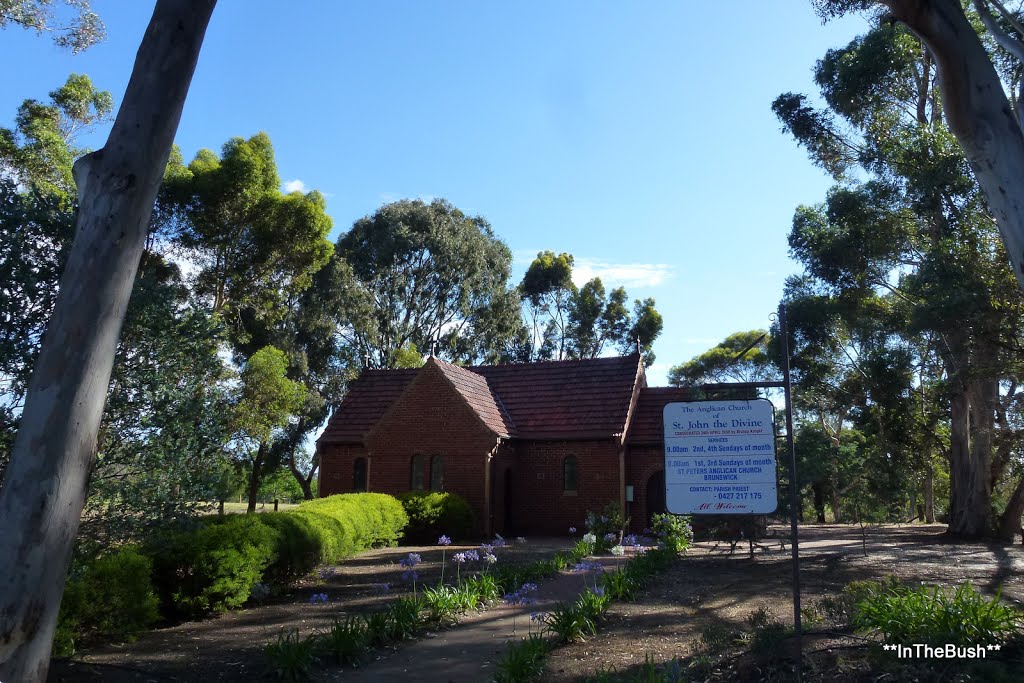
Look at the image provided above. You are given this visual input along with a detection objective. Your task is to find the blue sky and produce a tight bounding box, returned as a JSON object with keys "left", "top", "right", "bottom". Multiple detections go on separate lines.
{"left": 2, "top": 1, "right": 871, "bottom": 384}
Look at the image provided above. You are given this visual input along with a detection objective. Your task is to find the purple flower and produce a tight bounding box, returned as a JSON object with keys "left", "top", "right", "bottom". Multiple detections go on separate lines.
{"left": 464, "top": 549, "right": 480, "bottom": 562}
{"left": 309, "top": 592, "right": 329, "bottom": 604}
{"left": 402, "top": 569, "right": 419, "bottom": 583}
{"left": 623, "top": 534, "right": 638, "bottom": 547}
{"left": 520, "top": 582, "right": 538, "bottom": 593}
{"left": 530, "top": 611, "right": 545, "bottom": 622}
{"left": 480, "top": 543, "right": 494, "bottom": 554}
{"left": 452, "top": 552, "right": 467, "bottom": 564}
{"left": 569, "top": 526, "right": 577, "bottom": 534}
{"left": 604, "top": 532, "right": 618, "bottom": 544}
{"left": 484, "top": 553, "right": 497, "bottom": 565}
{"left": 399, "top": 552, "right": 421, "bottom": 568}
{"left": 438, "top": 535, "right": 452, "bottom": 546}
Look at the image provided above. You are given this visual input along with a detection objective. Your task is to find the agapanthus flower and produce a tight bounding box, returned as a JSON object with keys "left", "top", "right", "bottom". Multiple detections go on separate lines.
{"left": 309, "top": 592, "right": 329, "bottom": 604}
{"left": 568, "top": 526, "right": 577, "bottom": 534}
{"left": 452, "top": 552, "right": 467, "bottom": 564}
{"left": 604, "top": 532, "right": 618, "bottom": 544}
{"left": 530, "top": 611, "right": 545, "bottom": 622}
{"left": 623, "top": 534, "right": 638, "bottom": 547}
{"left": 610, "top": 545, "right": 625, "bottom": 557}
{"left": 582, "top": 532, "right": 597, "bottom": 544}
{"left": 484, "top": 553, "right": 497, "bottom": 565}
{"left": 402, "top": 569, "right": 419, "bottom": 583}
{"left": 464, "top": 549, "right": 480, "bottom": 562}
{"left": 438, "top": 535, "right": 452, "bottom": 546}
{"left": 399, "top": 552, "right": 422, "bottom": 567}
{"left": 480, "top": 543, "right": 494, "bottom": 554}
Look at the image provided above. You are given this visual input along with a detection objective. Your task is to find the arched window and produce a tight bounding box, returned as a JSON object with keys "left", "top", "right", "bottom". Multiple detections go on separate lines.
{"left": 353, "top": 458, "right": 368, "bottom": 492}
{"left": 410, "top": 455, "right": 425, "bottom": 490}
{"left": 430, "top": 455, "right": 445, "bottom": 491}
{"left": 563, "top": 455, "right": 578, "bottom": 494}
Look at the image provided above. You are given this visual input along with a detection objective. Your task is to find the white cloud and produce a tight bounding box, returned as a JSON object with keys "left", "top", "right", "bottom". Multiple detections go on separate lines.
{"left": 571, "top": 258, "right": 674, "bottom": 289}
{"left": 283, "top": 179, "right": 308, "bottom": 194}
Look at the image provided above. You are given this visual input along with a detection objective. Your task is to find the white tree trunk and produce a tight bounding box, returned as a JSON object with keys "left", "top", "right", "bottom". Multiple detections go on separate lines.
{"left": 0, "top": 2, "right": 216, "bottom": 680}
{"left": 884, "top": 0, "right": 1024, "bottom": 291}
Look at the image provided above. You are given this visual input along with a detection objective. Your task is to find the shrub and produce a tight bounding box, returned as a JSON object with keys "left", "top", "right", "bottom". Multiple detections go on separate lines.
{"left": 495, "top": 633, "right": 551, "bottom": 683}
{"left": 316, "top": 616, "right": 370, "bottom": 667}
{"left": 852, "top": 580, "right": 1023, "bottom": 645}
{"left": 396, "top": 491, "right": 475, "bottom": 543}
{"left": 650, "top": 513, "right": 692, "bottom": 553}
{"left": 584, "top": 503, "right": 629, "bottom": 551}
{"left": 149, "top": 514, "right": 280, "bottom": 618}
{"left": 258, "top": 512, "right": 323, "bottom": 584}
{"left": 265, "top": 629, "right": 318, "bottom": 682}
{"left": 54, "top": 547, "right": 159, "bottom": 656}
{"left": 297, "top": 492, "right": 408, "bottom": 560}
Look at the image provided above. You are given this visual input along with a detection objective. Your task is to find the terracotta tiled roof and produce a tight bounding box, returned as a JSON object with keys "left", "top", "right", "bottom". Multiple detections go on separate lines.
{"left": 430, "top": 358, "right": 516, "bottom": 437}
{"left": 473, "top": 355, "right": 643, "bottom": 438}
{"left": 627, "top": 387, "right": 694, "bottom": 445}
{"left": 318, "top": 354, "right": 645, "bottom": 446}
{"left": 316, "top": 368, "right": 418, "bottom": 444}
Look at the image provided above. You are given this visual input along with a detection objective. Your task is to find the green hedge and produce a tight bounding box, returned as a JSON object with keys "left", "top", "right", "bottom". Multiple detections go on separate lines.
{"left": 151, "top": 493, "right": 407, "bottom": 619}
{"left": 397, "top": 491, "right": 475, "bottom": 543}
{"left": 55, "top": 547, "right": 160, "bottom": 656}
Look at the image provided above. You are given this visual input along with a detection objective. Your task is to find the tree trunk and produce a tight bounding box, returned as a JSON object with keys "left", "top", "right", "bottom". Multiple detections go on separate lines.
{"left": 247, "top": 442, "right": 267, "bottom": 514}
{"left": 997, "top": 476, "right": 1024, "bottom": 544}
{"left": 0, "top": 3, "right": 216, "bottom": 680}
{"left": 830, "top": 485, "right": 843, "bottom": 524}
{"left": 924, "top": 461, "right": 935, "bottom": 524}
{"left": 812, "top": 481, "right": 827, "bottom": 523}
{"left": 884, "top": 0, "right": 1024, "bottom": 291}
{"left": 288, "top": 449, "right": 318, "bottom": 500}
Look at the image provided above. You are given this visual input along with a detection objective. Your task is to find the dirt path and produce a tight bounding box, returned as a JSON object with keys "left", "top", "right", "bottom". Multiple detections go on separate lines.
{"left": 51, "top": 525, "right": 1024, "bottom": 682}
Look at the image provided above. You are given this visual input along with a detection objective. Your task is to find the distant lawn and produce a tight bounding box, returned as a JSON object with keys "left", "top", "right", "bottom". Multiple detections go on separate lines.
{"left": 211, "top": 501, "right": 301, "bottom": 515}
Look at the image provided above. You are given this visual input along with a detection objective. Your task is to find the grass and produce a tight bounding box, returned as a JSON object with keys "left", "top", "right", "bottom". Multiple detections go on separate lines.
{"left": 210, "top": 501, "right": 301, "bottom": 515}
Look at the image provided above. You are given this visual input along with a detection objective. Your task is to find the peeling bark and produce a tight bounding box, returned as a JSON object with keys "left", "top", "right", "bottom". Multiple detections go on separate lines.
{"left": 0, "top": 2, "right": 216, "bottom": 680}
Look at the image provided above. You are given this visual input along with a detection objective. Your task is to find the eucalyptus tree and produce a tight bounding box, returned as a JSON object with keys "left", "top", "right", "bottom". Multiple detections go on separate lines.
{"left": 776, "top": 19, "right": 1024, "bottom": 538}
{"left": 0, "top": 0, "right": 105, "bottom": 51}
{"left": 668, "top": 329, "right": 776, "bottom": 386}
{"left": 158, "top": 132, "right": 334, "bottom": 343}
{"left": 0, "top": 2, "right": 216, "bottom": 678}
{"left": 336, "top": 198, "right": 519, "bottom": 368}
{"left": 814, "top": 1, "right": 1024, "bottom": 294}
{"left": 520, "top": 251, "right": 663, "bottom": 364}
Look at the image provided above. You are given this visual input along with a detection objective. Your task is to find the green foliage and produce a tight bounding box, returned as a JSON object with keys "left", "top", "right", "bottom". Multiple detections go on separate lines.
{"left": 422, "top": 584, "right": 462, "bottom": 624}
{"left": 601, "top": 569, "right": 639, "bottom": 602}
{"left": 387, "top": 595, "right": 425, "bottom": 640}
{"left": 650, "top": 513, "right": 692, "bottom": 553}
{"left": 584, "top": 654, "right": 685, "bottom": 683}
{"left": 316, "top": 616, "right": 369, "bottom": 667}
{"left": 396, "top": 490, "right": 475, "bottom": 543}
{"left": 54, "top": 547, "right": 159, "bottom": 656}
{"left": 463, "top": 573, "right": 501, "bottom": 603}
{"left": 494, "top": 633, "right": 552, "bottom": 683}
{"left": 575, "top": 587, "right": 611, "bottom": 623}
{"left": 255, "top": 512, "right": 323, "bottom": 585}
{"left": 337, "top": 198, "right": 519, "bottom": 368}
{"left": 149, "top": 514, "right": 280, "bottom": 619}
{"left": 520, "top": 252, "right": 663, "bottom": 364}
{"left": 159, "top": 132, "right": 334, "bottom": 330}
{"left": 668, "top": 330, "right": 775, "bottom": 386}
{"left": 0, "top": 1, "right": 105, "bottom": 52}
{"left": 852, "top": 580, "right": 1023, "bottom": 646}
{"left": 585, "top": 503, "right": 629, "bottom": 550}
{"left": 545, "top": 600, "right": 597, "bottom": 644}
{"left": 264, "top": 629, "right": 318, "bottom": 683}
{"left": 233, "top": 346, "right": 307, "bottom": 447}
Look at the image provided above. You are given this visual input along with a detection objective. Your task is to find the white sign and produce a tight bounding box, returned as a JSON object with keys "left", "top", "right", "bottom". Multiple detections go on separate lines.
{"left": 663, "top": 399, "right": 778, "bottom": 514}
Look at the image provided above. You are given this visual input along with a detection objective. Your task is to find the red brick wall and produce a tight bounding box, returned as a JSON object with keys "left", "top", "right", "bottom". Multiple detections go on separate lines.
{"left": 506, "top": 439, "right": 622, "bottom": 536}
{"left": 354, "top": 364, "right": 499, "bottom": 533}
{"left": 318, "top": 443, "right": 370, "bottom": 497}
{"left": 626, "top": 445, "right": 667, "bottom": 532}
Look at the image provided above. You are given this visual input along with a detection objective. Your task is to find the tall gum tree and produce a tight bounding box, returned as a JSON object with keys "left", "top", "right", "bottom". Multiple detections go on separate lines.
{"left": 0, "top": 1, "right": 216, "bottom": 680}
{"left": 814, "top": 0, "right": 1024, "bottom": 293}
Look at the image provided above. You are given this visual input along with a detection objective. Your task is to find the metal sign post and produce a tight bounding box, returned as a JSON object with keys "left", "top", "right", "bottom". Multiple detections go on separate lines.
{"left": 662, "top": 303, "right": 802, "bottom": 680}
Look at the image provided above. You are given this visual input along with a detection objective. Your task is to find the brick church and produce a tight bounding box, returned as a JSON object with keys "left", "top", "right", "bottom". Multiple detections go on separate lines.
{"left": 316, "top": 353, "right": 702, "bottom": 536}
